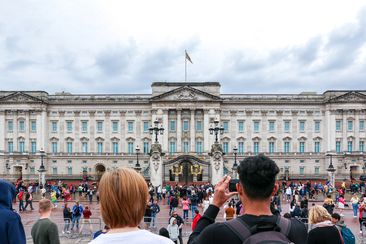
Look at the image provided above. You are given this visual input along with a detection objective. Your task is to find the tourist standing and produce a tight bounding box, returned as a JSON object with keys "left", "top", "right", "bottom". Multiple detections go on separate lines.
{"left": 24, "top": 190, "right": 34, "bottom": 211}
{"left": 202, "top": 196, "right": 210, "bottom": 214}
{"left": 63, "top": 203, "right": 72, "bottom": 234}
{"left": 350, "top": 193, "right": 359, "bottom": 218}
{"left": 89, "top": 168, "right": 173, "bottom": 244}
{"left": 192, "top": 209, "right": 201, "bottom": 231}
{"left": 17, "top": 189, "right": 25, "bottom": 212}
{"left": 169, "top": 211, "right": 184, "bottom": 244}
{"left": 79, "top": 205, "right": 93, "bottom": 235}
{"left": 70, "top": 201, "right": 83, "bottom": 231}
{"left": 167, "top": 218, "right": 179, "bottom": 244}
{"left": 150, "top": 199, "right": 161, "bottom": 228}
{"left": 182, "top": 196, "right": 189, "bottom": 220}
{"left": 307, "top": 205, "right": 342, "bottom": 244}
{"left": 0, "top": 179, "right": 26, "bottom": 244}
{"left": 87, "top": 188, "right": 93, "bottom": 203}
{"left": 31, "top": 199, "right": 60, "bottom": 244}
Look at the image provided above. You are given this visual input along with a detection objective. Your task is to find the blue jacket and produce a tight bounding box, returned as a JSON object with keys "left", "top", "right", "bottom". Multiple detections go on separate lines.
{"left": 72, "top": 204, "right": 84, "bottom": 217}
{"left": 0, "top": 179, "right": 26, "bottom": 244}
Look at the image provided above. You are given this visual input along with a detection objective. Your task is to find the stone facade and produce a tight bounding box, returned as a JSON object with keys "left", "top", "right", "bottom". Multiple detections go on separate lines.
{"left": 0, "top": 83, "right": 365, "bottom": 183}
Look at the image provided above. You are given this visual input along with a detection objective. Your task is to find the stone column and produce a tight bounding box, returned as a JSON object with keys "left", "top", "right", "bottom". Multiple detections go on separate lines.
{"left": 177, "top": 110, "right": 182, "bottom": 152}
{"left": 210, "top": 143, "right": 224, "bottom": 185}
{"left": 149, "top": 143, "right": 164, "bottom": 187}
{"left": 190, "top": 109, "right": 195, "bottom": 152}
{"left": 203, "top": 109, "right": 210, "bottom": 153}
{"left": 162, "top": 110, "right": 169, "bottom": 152}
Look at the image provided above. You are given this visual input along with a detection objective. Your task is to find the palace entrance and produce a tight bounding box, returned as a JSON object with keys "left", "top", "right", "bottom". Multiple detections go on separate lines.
{"left": 163, "top": 155, "right": 210, "bottom": 184}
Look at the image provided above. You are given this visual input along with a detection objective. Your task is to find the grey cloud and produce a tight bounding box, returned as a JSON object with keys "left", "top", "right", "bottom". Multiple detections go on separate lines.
{"left": 95, "top": 43, "right": 136, "bottom": 76}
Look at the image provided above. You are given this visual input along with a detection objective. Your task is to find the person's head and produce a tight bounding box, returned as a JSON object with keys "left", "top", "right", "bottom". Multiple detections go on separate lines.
{"left": 326, "top": 195, "right": 331, "bottom": 199}
{"left": 237, "top": 155, "right": 279, "bottom": 201}
{"left": 283, "top": 213, "right": 291, "bottom": 219}
{"left": 194, "top": 208, "right": 199, "bottom": 216}
{"left": 228, "top": 202, "right": 232, "bottom": 207}
{"left": 309, "top": 205, "right": 331, "bottom": 224}
{"left": 172, "top": 211, "right": 178, "bottom": 218}
{"left": 85, "top": 205, "right": 89, "bottom": 210}
{"left": 331, "top": 213, "right": 341, "bottom": 224}
{"left": 159, "top": 227, "right": 169, "bottom": 238}
{"left": 170, "top": 217, "right": 177, "bottom": 225}
{"left": 39, "top": 199, "right": 52, "bottom": 214}
{"left": 99, "top": 168, "right": 148, "bottom": 228}
{"left": 64, "top": 203, "right": 68, "bottom": 208}
{"left": 0, "top": 179, "right": 16, "bottom": 209}
{"left": 75, "top": 200, "right": 79, "bottom": 206}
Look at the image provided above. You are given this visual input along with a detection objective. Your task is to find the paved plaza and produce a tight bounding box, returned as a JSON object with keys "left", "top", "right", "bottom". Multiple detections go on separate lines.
{"left": 15, "top": 194, "right": 366, "bottom": 244}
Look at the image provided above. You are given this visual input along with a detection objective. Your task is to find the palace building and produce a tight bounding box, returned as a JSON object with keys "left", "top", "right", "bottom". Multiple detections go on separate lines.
{"left": 0, "top": 82, "right": 365, "bottom": 184}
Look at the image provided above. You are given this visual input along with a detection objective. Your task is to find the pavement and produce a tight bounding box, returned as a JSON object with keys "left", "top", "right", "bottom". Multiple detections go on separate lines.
{"left": 15, "top": 194, "right": 366, "bottom": 244}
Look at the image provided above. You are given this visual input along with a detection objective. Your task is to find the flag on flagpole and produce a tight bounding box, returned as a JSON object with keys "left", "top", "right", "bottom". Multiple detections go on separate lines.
{"left": 185, "top": 50, "right": 193, "bottom": 64}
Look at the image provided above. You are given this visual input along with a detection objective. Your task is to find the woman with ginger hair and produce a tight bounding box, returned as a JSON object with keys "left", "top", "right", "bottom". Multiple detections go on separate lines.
{"left": 89, "top": 168, "right": 173, "bottom": 244}
{"left": 307, "top": 205, "right": 342, "bottom": 244}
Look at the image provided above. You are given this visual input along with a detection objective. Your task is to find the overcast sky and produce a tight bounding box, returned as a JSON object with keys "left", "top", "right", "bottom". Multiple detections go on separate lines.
{"left": 0, "top": 0, "right": 366, "bottom": 94}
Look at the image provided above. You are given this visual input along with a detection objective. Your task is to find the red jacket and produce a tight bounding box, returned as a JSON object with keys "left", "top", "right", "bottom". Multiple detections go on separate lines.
{"left": 192, "top": 213, "right": 201, "bottom": 231}
{"left": 83, "top": 209, "right": 92, "bottom": 219}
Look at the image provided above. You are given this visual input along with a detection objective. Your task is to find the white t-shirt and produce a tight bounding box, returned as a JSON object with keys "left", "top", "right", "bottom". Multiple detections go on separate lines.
{"left": 89, "top": 229, "right": 174, "bottom": 244}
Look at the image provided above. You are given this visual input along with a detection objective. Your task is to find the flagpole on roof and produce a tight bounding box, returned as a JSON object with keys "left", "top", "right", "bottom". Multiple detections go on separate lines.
{"left": 185, "top": 50, "right": 193, "bottom": 82}
{"left": 185, "top": 50, "right": 187, "bottom": 82}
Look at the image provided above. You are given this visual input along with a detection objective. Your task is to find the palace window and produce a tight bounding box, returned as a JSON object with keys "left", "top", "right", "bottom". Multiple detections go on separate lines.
{"left": 238, "top": 142, "right": 244, "bottom": 155}
{"left": 238, "top": 121, "right": 244, "bottom": 133}
{"left": 51, "top": 121, "right": 58, "bottom": 132}
{"left": 82, "top": 142, "right": 88, "bottom": 153}
{"left": 183, "top": 141, "right": 189, "bottom": 153}
{"left": 284, "top": 121, "right": 290, "bottom": 133}
{"left": 196, "top": 121, "right": 203, "bottom": 132}
{"left": 183, "top": 120, "right": 189, "bottom": 131}
{"left": 31, "top": 120, "right": 37, "bottom": 132}
{"left": 169, "top": 141, "right": 176, "bottom": 155}
{"left": 347, "top": 120, "right": 353, "bottom": 131}
{"left": 223, "top": 121, "right": 229, "bottom": 133}
{"left": 97, "top": 121, "right": 103, "bottom": 132}
{"left": 7, "top": 120, "right": 13, "bottom": 132}
{"left": 299, "top": 121, "right": 305, "bottom": 133}
{"left": 299, "top": 142, "right": 305, "bottom": 153}
{"left": 8, "top": 141, "right": 13, "bottom": 153}
{"left": 97, "top": 142, "right": 103, "bottom": 154}
{"left": 19, "top": 120, "right": 25, "bottom": 132}
{"left": 347, "top": 141, "right": 353, "bottom": 152}
{"left": 360, "top": 141, "right": 365, "bottom": 152}
{"left": 269, "top": 141, "right": 275, "bottom": 154}
{"left": 113, "top": 142, "right": 119, "bottom": 154}
{"left": 336, "top": 141, "right": 341, "bottom": 153}
{"left": 52, "top": 142, "right": 58, "bottom": 154}
{"left": 31, "top": 141, "right": 37, "bottom": 154}
{"left": 19, "top": 141, "right": 25, "bottom": 153}
{"left": 143, "top": 121, "right": 149, "bottom": 133}
{"left": 67, "top": 142, "right": 73, "bottom": 154}
{"left": 336, "top": 120, "right": 342, "bottom": 132}
{"left": 268, "top": 121, "right": 275, "bottom": 132}
{"left": 253, "top": 142, "right": 259, "bottom": 154}
{"left": 196, "top": 141, "right": 203, "bottom": 154}
{"left": 314, "top": 121, "right": 320, "bottom": 133}
{"left": 128, "top": 121, "right": 134, "bottom": 133}
{"left": 360, "top": 120, "right": 365, "bottom": 131}
{"left": 81, "top": 121, "right": 88, "bottom": 132}
{"left": 314, "top": 141, "right": 320, "bottom": 153}
{"left": 223, "top": 142, "right": 229, "bottom": 154}
{"left": 112, "top": 121, "right": 119, "bottom": 133}
{"left": 169, "top": 120, "right": 176, "bottom": 132}
{"left": 253, "top": 121, "right": 260, "bottom": 133}
{"left": 128, "top": 142, "right": 134, "bottom": 155}
{"left": 284, "top": 141, "right": 290, "bottom": 153}
{"left": 143, "top": 142, "right": 149, "bottom": 154}
{"left": 66, "top": 121, "right": 73, "bottom": 133}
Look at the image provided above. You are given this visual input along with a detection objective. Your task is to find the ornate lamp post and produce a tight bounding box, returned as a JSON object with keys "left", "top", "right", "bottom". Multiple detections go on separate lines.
{"left": 38, "top": 148, "right": 46, "bottom": 187}
{"left": 232, "top": 146, "right": 238, "bottom": 179}
{"left": 149, "top": 119, "right": 164, "bottom": 143}
{"left": 134, "top": 145, "right": 141, "bottom": 173}
{"left": 326, "top": 153, "right": 336, "bottom": 189}
{"left": 209, "top": 118, "right": 224, "bottom": 143}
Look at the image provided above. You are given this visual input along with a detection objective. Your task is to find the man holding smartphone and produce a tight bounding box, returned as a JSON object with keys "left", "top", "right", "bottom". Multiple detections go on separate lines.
{"left": 188, "top": 155, "right": 307, "bottom": 244}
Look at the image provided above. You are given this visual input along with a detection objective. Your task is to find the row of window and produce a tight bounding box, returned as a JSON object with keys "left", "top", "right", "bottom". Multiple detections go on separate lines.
{"left": 6, "top": 120, "right": 37, "bottom": 132}
{"left": 336, "top": 120, "right": 365, "bottom": 132}
{"left": 50, "top": 120, "right": 140, "bottom": 133}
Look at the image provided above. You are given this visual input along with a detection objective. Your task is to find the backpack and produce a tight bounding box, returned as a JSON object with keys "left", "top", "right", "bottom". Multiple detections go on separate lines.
{"left": 225, "top": 216, "right": 292, "bottom": 244}
{"left": 340, "top": 226, "right": 355, "bottom": 244}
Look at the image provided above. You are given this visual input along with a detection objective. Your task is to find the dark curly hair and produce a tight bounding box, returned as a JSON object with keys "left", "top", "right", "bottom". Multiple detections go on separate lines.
{"left": 237, "top": 154, "right": 279, "bottom": 200}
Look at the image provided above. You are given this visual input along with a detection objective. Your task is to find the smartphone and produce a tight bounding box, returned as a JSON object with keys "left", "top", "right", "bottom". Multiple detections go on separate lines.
{"left": 229, "top": 179, "right": 239, "bottom": 192}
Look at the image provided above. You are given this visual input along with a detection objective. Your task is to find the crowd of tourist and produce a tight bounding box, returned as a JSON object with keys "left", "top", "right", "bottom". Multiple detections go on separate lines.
{"left": 2, "top": 155, "right": 366, "bottom": 243}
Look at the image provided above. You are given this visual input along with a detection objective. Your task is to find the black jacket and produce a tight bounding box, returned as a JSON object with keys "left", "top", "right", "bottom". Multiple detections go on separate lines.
{"left": 188, "top": 205, "right": 308, "bottom": 244}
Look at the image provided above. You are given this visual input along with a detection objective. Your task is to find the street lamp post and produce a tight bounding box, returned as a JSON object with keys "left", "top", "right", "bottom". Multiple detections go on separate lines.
{"left": 326, "top": 153, "right": 336, "bottom": 189}
{"left": 149, "top": 119, "right": 164, "bottom": 143}
{"left": 232, "top": 146, "right": 238, "bottom": 179}
{"left": 209, "top": 118, "right": 224, "bottom": 143}
{"left": 134, "top": 145, "right": 141, "bottom": 173}
{"left": 38, "top": 148, "right": 46, "bottom": 187}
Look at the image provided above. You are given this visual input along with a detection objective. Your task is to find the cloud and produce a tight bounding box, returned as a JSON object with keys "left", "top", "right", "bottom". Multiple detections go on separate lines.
{"left": 0, "top": 2, "right": 365, "bottom": 94}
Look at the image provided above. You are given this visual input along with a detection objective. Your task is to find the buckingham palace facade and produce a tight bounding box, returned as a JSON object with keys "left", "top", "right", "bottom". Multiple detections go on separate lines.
{"left": 0, "top": 82, "right": 365, "bottom": 183}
